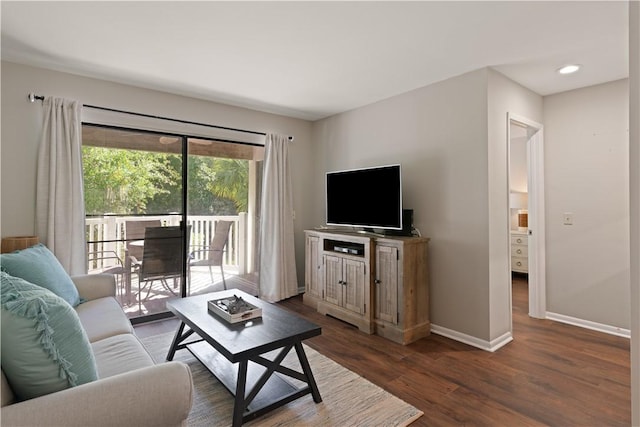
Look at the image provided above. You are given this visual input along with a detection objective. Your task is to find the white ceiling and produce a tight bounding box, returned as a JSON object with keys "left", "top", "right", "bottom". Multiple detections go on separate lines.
{"left": 1, "top": 1, "right": 629, "bottom": 121}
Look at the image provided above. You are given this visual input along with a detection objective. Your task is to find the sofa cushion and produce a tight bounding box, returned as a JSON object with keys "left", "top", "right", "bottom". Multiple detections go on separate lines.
{"left": 0, "top": 272, "right": 98, "bottom": 401}
{"left": 75, "top": 297, "right": 134, "bottom": 343}
{"left": 0, "top": 244, "right": 80, "bottom": 306}
{"left": 91, "top": 334, "right": 155, "bottom": 379}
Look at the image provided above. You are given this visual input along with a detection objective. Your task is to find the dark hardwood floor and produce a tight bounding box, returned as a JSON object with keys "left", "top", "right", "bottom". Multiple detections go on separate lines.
{"left": 135, "top": 275, "right": 631, "bottom": 426}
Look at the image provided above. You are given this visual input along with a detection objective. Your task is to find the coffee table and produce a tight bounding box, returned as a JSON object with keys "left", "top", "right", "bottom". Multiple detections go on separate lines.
{"left": 166, "top": 289, "right": 322, "bottom": 426}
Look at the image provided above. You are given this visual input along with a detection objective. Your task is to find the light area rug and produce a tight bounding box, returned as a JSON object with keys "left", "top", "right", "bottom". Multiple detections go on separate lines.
{"left": 141, "top": 332, "right": 423, "bottom": 427}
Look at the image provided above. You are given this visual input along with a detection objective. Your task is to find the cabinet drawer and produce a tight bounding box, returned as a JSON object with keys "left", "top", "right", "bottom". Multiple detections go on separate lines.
{"left": 512, "top": 257, "right": 528, "bottom": 272}
{"left": 511, "top": 234, "right": 527, "bottom": 245}
{"left": 511, "top": 245, "right": 528, "bottom": 257}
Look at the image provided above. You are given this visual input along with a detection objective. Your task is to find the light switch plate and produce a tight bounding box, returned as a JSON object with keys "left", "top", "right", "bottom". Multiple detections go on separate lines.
{"left": 563, "top": 212, "right": 573, "bottom": 225}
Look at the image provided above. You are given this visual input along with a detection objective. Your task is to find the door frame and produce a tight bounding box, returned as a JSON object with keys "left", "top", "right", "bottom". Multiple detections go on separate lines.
{"left": 507, "top": 113, "right": 546, "bottom": 319}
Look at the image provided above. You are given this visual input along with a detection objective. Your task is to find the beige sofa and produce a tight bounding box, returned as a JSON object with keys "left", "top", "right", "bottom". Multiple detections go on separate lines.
{"left": 1, "top": 274, "right": 193, "bottom": 426}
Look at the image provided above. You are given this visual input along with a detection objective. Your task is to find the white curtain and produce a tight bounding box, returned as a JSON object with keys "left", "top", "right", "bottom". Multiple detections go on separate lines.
{"left": 258, "top": 133, "right": 298, "bottom": 302}
{"left": 36, "top": 97, "right": 87, "bottom": 275}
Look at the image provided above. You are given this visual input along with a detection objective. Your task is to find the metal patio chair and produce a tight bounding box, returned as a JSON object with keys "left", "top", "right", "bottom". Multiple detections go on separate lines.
{"left": 130, "top": 225, "right": 189, "bottom": 312}
{"left": 189, "top": 220, "right": 232, "bottom": 291}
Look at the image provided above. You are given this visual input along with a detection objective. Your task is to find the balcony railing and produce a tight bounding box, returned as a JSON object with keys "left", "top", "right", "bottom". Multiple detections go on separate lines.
{"left": 86, "top": 213, "right": 248, "bottom": 274}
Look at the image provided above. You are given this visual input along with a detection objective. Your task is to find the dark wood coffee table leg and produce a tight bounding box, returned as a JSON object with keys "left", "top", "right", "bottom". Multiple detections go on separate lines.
{"left": 294, "top": 342, "right": 322, "bottom": 403}
{"left": 166, "top": 322, "right": 196, "bottom": 361}
{"left": 232, "top": 360, "right": 249, "bottom": 427}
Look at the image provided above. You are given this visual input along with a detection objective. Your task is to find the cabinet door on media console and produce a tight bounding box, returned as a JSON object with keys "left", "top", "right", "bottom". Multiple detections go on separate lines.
{"left": 343, "top": 258, "right": 366, "bottom": 315}
{"left": 324, "top": 255, "right": 343, "bottom": 307}
{"left": 374, "top": 245, "right": 398, "bottom": 324}
{"left": 372, "top": 236, "right": 430, "bottom": 345}
{"left": 305, "top": 235, "right": 323, "bottom": 300}
{"left": 323, "top": 255, "right": 366, "bottom": 315}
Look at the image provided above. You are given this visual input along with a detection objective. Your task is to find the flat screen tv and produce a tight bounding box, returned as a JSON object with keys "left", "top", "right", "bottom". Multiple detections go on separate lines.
{"left": 326, "top": 164, "right": 402, "bottom": 230}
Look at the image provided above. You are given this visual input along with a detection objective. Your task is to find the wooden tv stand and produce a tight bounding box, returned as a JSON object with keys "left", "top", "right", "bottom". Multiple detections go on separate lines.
{"left": 303, "top": 229, "right": 430, "bottom": 345}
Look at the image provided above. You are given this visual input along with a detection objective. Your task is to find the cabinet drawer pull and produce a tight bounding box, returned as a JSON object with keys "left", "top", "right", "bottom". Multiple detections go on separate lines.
{"left": 516, "top": 261, "right": 522, "bottom": 266}
{"left": 516, "top": 238, "right": 523, "bottom": 243}
{"left": 516, "top": 249, "right": 522, "bottom": 254}
{"left": 374, "top": 279, "right": 381, "bottom": 284}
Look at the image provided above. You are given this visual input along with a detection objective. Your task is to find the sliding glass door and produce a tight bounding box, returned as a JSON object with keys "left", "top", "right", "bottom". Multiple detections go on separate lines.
{"left": 186, "top": 138, "right": 263, "bottom": 298}
{"left": 82, "top": 124, "right": 263, "bottom": 321}
{"left": 83, "top": 125, "right": 186, "bottom": 321}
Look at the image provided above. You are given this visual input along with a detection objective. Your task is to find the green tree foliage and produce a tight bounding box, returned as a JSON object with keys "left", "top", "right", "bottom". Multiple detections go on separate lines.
{"left": 185, "top": 156, "right": 238, "bottom": 215}
{"left": 83, "top": 146, "right": 249, "bottom": 216}
{"left": 83, "top": 147, "right": 179, "bottom": 215}
{"left": 208, "top": 159, "right": 249, "bottom": 212}
{"left": 144, "top": 154, "right": 183, "bottom": 214}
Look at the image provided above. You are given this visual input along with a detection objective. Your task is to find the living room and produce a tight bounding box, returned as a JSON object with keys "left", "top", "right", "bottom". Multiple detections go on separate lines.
{"left": 1, "top": 2, "right": 639, "bottom": 426}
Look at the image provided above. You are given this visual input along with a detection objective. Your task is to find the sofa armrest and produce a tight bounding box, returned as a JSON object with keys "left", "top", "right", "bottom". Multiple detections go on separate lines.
{"left": 72, "top": 274, "right": 116, "bottom": 301}
{"left": 1, "top": 362, "right": 193, "bottom": 427}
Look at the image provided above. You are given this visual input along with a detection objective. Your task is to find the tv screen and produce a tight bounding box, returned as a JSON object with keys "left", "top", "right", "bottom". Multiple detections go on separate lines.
{"left": 326, "top": 164, "right": 402, "bottom": 230}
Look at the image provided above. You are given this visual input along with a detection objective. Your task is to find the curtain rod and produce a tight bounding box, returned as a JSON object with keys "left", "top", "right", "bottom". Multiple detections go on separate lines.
{"left": 27, "top": 93, "right": 294, "bottom": 141}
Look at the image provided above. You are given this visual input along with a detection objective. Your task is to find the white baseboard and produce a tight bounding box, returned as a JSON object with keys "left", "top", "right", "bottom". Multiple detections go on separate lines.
{"left": 430, "top": 324, "right": 513, "bottom": 352}
{"left": 546, "top": 312, "right": 631, "bottom": 338}
{"left": 431, "top": 313, "right": 629, "bottom": 351}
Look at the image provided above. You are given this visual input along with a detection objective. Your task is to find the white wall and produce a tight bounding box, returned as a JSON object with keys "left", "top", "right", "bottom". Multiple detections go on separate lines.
{"left": 510, "top": 131, "right": 528, "bottom": 193}
{"left": 314, "top": 64, "right": 634, "bottom": 349}
{"left": 544, "top": 79, "right": 630, "bottom": 329}
{"left": 0, "top": 61, "right": 314, "bottom": 285}
{"left": 313, "top": 68, "right": 495, "bottom": 341}
{"left": 311, "top": 68, "right": 544, "bottom": 346}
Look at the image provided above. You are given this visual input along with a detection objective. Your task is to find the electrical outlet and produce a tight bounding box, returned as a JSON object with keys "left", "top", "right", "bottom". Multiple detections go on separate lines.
{"left": 563, "top": 212, "right": 573, "bottom": 225}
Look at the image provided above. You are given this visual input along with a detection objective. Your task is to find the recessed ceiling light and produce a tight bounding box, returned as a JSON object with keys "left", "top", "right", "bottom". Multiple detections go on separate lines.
{"left": 557, "top": 64, "right": 581, "bottom": 75}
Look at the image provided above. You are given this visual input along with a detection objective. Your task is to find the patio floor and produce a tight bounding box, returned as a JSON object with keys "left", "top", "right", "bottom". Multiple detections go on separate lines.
{"left": 112, "top": 266, "right": 259, "bottom": 319}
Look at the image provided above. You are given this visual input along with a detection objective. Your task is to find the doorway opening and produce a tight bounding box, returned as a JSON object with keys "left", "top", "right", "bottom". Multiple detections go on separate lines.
{"left": 508, "top": 113, "right": 546, "bottom": 325}
{"left": 509, "top": 121, "right": 530, "bottom": 323}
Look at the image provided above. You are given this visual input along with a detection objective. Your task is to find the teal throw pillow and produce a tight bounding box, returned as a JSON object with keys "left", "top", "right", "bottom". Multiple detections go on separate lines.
{"left": 0, "top": 272, "right": 98, "bottom": 401}
{"left": 0, "top": 243, "right": 80, "bottom": 306}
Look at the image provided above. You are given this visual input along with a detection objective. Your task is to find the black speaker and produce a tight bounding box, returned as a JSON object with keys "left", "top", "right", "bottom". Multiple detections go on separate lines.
{"left": 387, "top": 209, "right": 413, "bottom": 236}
